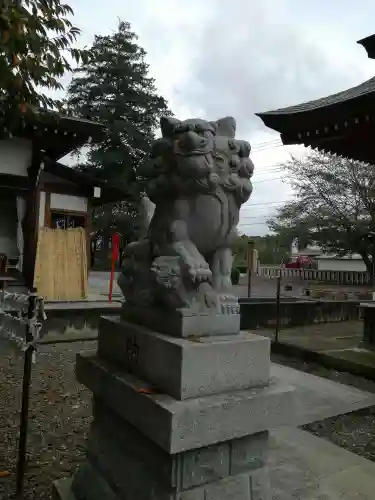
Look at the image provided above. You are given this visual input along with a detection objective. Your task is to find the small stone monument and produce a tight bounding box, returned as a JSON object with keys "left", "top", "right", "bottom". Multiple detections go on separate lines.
{"left": 53, "top": 116, "right": 295, "bottom": 500}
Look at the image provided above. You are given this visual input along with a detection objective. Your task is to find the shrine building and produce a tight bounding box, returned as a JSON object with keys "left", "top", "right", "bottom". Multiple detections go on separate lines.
{"left": 0, "top": 109, "right": 126, "bottom": 296}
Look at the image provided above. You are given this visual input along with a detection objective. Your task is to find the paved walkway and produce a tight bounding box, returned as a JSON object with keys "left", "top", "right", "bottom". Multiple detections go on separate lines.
{"left": 272, "top": 364, "right": 375, "bottom": 427}
{"left": 269, "top": 428, "right": 375, "bottom": 499}
{"left": 260, "top": 322, "right": 375, "bottom": 372}
{"left": 261, "top": 321, "right": 363, "bottom": 352}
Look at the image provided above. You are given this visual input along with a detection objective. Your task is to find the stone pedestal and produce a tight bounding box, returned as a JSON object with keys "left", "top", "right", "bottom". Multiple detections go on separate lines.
{"left": 53, "top": 315, "right": 295, "bottom": 500}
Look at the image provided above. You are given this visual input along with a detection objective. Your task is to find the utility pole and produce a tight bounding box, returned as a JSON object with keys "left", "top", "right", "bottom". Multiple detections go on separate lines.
{"left": 365, "top": 232, "right": 375, "bottom": 300}
{"left": 275, "top": 272, "right": 281, "bottom": 343}
{"left": 247, "top": 239, "right": 255, "bottom": 297}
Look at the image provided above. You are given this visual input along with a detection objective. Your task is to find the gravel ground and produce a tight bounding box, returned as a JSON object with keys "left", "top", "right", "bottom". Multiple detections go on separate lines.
{"left": 0, "top": 339, "right": 95, "bottom": 500}
{"left": 1, "top": 340, "right": 375, "bottom": 499}
{"left": 272, "top": 352, "right": 375, "bottom": 461}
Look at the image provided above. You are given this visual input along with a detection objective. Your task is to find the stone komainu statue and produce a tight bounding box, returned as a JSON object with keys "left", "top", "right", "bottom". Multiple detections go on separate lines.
{"left": 118, "top": 115, "right": 254, "bottom": 312}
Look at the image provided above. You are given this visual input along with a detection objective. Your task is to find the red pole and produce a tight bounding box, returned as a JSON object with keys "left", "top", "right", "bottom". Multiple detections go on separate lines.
{"left": 108, "top": 233, "right": 120, "bottom": 303}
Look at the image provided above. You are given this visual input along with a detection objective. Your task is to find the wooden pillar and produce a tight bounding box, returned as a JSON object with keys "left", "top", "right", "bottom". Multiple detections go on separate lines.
{"left": 22, "top": 147, "right": 43, "bottom": 289}
{"left": 86, "top": 198, "right": 92, "bottom": 270}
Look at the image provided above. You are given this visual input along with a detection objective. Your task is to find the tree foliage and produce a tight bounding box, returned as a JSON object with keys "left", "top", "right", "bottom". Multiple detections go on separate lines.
{"left": 66, "top": 20, "right": 172, "bottom": 239}
{"left": 233, "top": 233, "right": 291, "bottom": 266}
{"left": 66, "top": 20, "right": 171, "bottom": 189}
{"left": 0, "top": 0, "right": 87, "bottom": 130}
{"left": 268, "top": 151, "right": 375, "bottom": 276}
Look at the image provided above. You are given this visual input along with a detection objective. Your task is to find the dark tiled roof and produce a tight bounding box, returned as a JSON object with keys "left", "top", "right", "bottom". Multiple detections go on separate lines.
{"left": 357, "top": 34, "right": 375, "bottom": 59}
{"left": 256, "top": 77, "right": 375, "bottom": 116}
{"left": 31, "top": 109, "right": 105, "bottom": 135}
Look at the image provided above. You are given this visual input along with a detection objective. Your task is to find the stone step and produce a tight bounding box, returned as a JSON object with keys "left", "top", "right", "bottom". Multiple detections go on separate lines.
{"left": 98, "top": 316, "right": 271, "bottom": 400}
{"left": 76, "top": 353, "right": 295, "bottom": 454}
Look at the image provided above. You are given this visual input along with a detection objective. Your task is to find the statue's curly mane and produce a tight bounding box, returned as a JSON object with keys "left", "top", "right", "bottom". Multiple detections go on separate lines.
{"left": 140, "top": 116, "right": 254, "bottom": 205}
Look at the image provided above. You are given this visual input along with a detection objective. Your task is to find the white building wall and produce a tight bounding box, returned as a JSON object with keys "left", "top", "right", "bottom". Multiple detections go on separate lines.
{"left": 0, "top": 138, "right": 32, "bottom": 177}
{"left": 50, "top": 193, "right": 88, "bottom": 213}
{"left": 317, "top": 258, "right": 367, "bottom": 272}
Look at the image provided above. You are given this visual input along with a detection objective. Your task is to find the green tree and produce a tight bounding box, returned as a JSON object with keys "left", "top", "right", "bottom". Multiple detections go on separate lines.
{"left": 233, "top": 233, "right": 290, "bottom": 267}
{"left": 66, "top": 20, "right": 171, "bottom": 188}
{"left": 252, "top": 235, "right": 291, "bottom": 265}
{"left": 268, "top": 151, "right": 375, "bottom": 279}
{"left": 66, "top": 20, "right": 172, "bottom": 239}
{"left": 0, "top": 0, "right": 87, "bottom": 131}
{"left": 233, "top": 234, "right": 250, "bottom": 266}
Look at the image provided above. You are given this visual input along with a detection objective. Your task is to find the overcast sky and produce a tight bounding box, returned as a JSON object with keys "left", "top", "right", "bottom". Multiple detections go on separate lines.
{"left": 62, "top": 0, "right": 375, "bottom": 235}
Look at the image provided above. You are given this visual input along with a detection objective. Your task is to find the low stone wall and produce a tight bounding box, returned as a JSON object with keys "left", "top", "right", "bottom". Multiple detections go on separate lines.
{"left": 306, "top": 288, "right": 372, "bottom": 301}
{"left": 19, "top": 299, "right": 366, "bottom": 340}
{"left": 239, "top": 299, "right": 362, "bottom": 330}
{"left": 39, "top": 303, "right": 122, "bottom": 341}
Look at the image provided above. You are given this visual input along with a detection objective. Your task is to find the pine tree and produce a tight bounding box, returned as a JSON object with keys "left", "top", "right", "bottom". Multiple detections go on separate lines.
{"left": 0, "top": 0, "right": 87, "bottom": 131}
{"left": 66, "top": 20, "right": 172, "bottom": 242}
{"left": 66, "top": 20, "right": 172, "bottom": 191}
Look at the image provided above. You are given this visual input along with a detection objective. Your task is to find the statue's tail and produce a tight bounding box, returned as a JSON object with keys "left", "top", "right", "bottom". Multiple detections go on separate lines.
{"left": 138, "top": 195, "right": 155, "bottom": 239}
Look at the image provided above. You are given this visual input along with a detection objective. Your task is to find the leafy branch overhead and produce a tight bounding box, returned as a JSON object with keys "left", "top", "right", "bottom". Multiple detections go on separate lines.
{"left": 268, "top": 150, "right": 375, "bottom": 275}
{"left": 0, "top": 0, "right": 88, "bottom": 129}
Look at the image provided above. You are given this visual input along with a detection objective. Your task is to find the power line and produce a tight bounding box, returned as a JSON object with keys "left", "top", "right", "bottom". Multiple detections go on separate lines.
{"left": 244, "top": 199, "right": 292, "bottom": 207}
{"left": 252, "top": 138, "right": 281, "bottom": 148}
{"left": 242, "top": 206, "right": 284, "bottom": 214}
{"left": 255, "top": 164, "right": 284, "bottom": 171}
{"left": 252, "top": 176, "right": 283, "bottom": 184}
{"left": 239, "top": 222, "right": 271, "bottom": 226}
{"left": 252, "top": 143, "right": 284, "bottom": 153}
{"left": 241, "top": 214, "right": 274, "bottom": 219}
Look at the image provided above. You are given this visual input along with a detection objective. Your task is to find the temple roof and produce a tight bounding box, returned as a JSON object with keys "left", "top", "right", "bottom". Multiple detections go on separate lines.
{"left": 358, "top": 34, "right": 375, "bottom": 59}
{"left": 0, "top": 109, "right": 106, "bottom": 161}
{"left": 255, "top": 34, "right": 375, "bottom": 163}
{"left": 257, "top": 34, "right": 375, "bottom": 130}
{"left": 256, "top": 76, "right": 375, "bottom": 119}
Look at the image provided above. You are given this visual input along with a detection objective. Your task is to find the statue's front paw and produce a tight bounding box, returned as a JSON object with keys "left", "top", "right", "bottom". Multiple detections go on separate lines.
{"left": 188, "top": 263, "right": 212, "bottom": 284}
{"left": 197, "top": 282, "right": 219, "bottom": 310}
{"left": 204, "top": 290, "right": 219, "bottom": 309}
{"left": 218, "top": 295, "right": 240, "bottom": 315}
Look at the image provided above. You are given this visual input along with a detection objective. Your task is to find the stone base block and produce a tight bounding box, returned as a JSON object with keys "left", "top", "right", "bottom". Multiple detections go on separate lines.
{"left": 121, "top": 302, "right": 240, "bottom": 337}
{"left": 98, "top": 316, "right": 270, "bottom": 400}
{"left": 53, "top": 466, "right": 270, "bottom": 500}
{"left": 53, "top": 401, "right": 271, "bottom": 499}
{"left": 76, "top": 353, "right": 295, "bottom": 453}
{"left": 53, "top": 416, "right": 270, "bottom": 500}
{"left": 89, "top": 401, "right": 268, "bottom": 489}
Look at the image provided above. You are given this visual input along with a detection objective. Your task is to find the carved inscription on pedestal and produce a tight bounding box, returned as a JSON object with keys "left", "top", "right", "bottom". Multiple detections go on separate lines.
{"left": 125, "top": 337, "right": 139, "bottom": 371}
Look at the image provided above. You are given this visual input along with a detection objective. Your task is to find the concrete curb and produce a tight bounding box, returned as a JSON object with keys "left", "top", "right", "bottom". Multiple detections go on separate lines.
{"left": 271, "top": 341, "right": 375, "bottom": 382}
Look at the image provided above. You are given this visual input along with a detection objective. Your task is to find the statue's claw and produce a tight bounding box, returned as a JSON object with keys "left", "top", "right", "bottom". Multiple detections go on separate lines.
{"left": 218, "top": 294, "right": 240, "bottom": 315}
{"left": 204, "top": 291, "right": 219, "bottom": 309}
{"left": 188, "top": 264, "right": 211, "bottom": 284}
{"left": 197, "top": 282, "right": 219, "bottom": 310}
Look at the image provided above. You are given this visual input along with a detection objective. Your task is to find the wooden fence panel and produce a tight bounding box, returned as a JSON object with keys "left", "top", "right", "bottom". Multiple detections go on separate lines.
{"left": 258, "top": 265, "right": 369, "bottom": 285}
{"left": 34, "top": 228, "right": 88, "bottom": 301}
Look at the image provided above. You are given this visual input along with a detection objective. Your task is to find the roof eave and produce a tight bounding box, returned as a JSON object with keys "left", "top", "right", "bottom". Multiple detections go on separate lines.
{"left": 357, "top": 34, "right": 375, "bottom": 59}
{"left": 44, "top": 159, "right": 130, "bottom": 204}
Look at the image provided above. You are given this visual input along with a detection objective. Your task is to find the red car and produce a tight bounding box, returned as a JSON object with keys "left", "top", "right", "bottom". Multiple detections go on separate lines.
{"left": 285, "top": 255, "right": 312, "bottom": 268}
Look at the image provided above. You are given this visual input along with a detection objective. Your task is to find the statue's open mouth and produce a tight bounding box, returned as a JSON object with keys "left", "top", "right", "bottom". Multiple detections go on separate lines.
{"left": 174, "top": 146, "right": 213, "bottom": 157}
